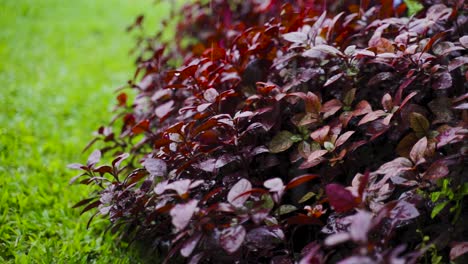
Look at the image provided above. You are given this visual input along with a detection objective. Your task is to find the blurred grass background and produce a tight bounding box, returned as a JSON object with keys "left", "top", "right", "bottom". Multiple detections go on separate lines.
{"left": 0, "top": 0, "right": 170, "bottom": 262}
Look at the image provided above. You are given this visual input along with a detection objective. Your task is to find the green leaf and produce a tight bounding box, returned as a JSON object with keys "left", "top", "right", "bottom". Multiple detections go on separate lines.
{"left": 261, "top": 194, "right": 274, "bottom": 210}
{"left": 431, "top": 201, "right": 449, "bottom": 218}
{"left": 298, "top": 192, "right": 315, "bottom": 203}
{"left": 409, "top": 112, "right": 429, "bottom": 136}
{"left": 324, "top": 141, "right": 334, "bottom": 151}
{"left": 404, "top": 0, "right": 423, "bottom": 16}
{"left": 430, "top": 191, "right": 442, "bottom": 202}
{"left": 276, "top": 204, "right": 298, "bottom": 215}
{"left": 268, "top": 131, "right": 295, "bottom": 153}
{"left": 290, "top": 134, "right": 303, "bottom": 143}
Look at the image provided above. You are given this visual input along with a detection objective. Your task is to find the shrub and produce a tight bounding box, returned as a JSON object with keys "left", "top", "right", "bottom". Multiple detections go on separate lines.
{"left": 70, "top": 0, "right": 468, "bottom": 263}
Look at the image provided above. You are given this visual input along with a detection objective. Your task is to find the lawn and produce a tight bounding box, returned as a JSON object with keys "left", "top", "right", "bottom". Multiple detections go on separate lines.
{"left": 0, "top": 0, "right": 168, "bottom": 262}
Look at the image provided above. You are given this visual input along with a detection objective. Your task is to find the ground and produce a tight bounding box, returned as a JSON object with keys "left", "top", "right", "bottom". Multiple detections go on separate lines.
{"left": 0, "top": 0, "right": 168, "bottom": 262}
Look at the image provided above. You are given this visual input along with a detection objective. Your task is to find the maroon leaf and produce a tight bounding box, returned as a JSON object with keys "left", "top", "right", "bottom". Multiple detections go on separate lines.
{"left": 112, "top": 153, "right": 130, "bottom": 168}
{"left": 286, "top": 174, "right": 319, "bottom": 190}
{"left": 335, "top": 131, "right": 354, "bottom": 148}
{"left": 321, "top": 99, "right": 342, "bottom": 119}
{"left": 132, "top": 119, "right": 150, "bottom": 134}
{"left": 352, "top": 100, "right": 372, "bottom": 116}
{"left": 325, "top": 184, "right": 359, "bottom": 212}
{"left": 310, "top": 126, "right": 330, "bottom": 144}
{"left": 299, "top": 150, "right": 328, "bottom": 169}
{"left": 287, "top": 215, "right": 322, "bottom": 225}
{"left": 358, "top": 110, "right": 386, "bottom": 126}
{"left": 220, "top": 225, "right": 246, "bottom": 254}
{"left": 423, "top": 161, "right": 449, "bottom": 180}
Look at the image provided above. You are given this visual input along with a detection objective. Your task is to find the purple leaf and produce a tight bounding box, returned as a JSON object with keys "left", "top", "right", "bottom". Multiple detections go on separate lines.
{"left": 170, "top": 199, "right": 198, "bottom": 231}
{"left": 143, "top": 158, "right": 167, "bottom": 177}
{"left": 349, "top": 211, "right": 373, "bottom": 243}
{"left": 203, "top": 88, "right": 219, "bottom": 103}
{"left": 155, "top": 100, "right": 174, "bottom": 118}
{"left": 450, "top": 242, "right": 468, "bottom": 260}
{"left": 166, "top": 179, "right": 192, "bottom": 197}
{"left": 220, "top": 225, "right": 246, "bottom": 254}
{"left": 180, "top": 233, "right": 202, "bottom": 257}
{"left": 87, "top": 150, "right": 101, "bottom": 167}
{"left": 324, "top": 73, "right": 344, "bottom": 87}
{"left": 227, "top": 178, "right": 252, "bottom": 207}
{"left": 112, "top": 153, "right": 130, "bottom": 168}
{"left": 390, "top": 200, "right": 419, "bottom": 223}
{"left": 409, "top": 137, "right": 427, "bottom": 165}
{"left": 432, "top": 72, "right": 452, "bottom": 90}
{"left": 282, "top": 32, "right": 308, "bottom": 43}
{"left": 264, "top": 178, "right": 284, "bottom": 193}
{"left": 460, "top": 36, "right": 468, "bottom": 48}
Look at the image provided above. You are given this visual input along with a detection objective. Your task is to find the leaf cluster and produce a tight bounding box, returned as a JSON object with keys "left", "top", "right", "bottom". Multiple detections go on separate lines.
{"left": 72, "top": 0, "right": 468, "bottom": 263}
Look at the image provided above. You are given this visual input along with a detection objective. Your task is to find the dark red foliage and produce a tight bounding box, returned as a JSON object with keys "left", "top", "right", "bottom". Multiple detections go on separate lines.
{"left": 71, "top": 0, "right": 468, "bottom": 263}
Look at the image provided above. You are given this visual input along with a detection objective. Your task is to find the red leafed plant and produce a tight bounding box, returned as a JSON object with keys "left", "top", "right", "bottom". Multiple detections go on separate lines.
{"left": 70, "top": 0, "right": 468, "bottom": 263}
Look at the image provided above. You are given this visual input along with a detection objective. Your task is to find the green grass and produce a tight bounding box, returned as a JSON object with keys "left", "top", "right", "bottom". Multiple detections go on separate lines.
{"left": 0, "top": 0, "right": 170, "bottom": 262}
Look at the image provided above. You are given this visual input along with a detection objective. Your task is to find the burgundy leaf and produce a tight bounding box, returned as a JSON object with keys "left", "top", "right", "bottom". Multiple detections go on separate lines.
{"left": 325, "top": 184, "right": 359, "bottom": 213}
{"left": 310, "top": 126, "right": 330, "bottom": 144}
{"left": 132, "top": 119, "right": 150, "bottom": 134}
{"left": 335, "top": 131, "right": 354, "bottom": 148}
{"left": 423, "top": 161, "right": 449, "bottom": 180}
{"left": 352, "top": 100, "right": 372, "bottom": 116}
{"left": 286, "top": 174, "right": 319, "bottom": 190}
{"left": 358, "top": 110, "right": 386, "bottom": 126}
